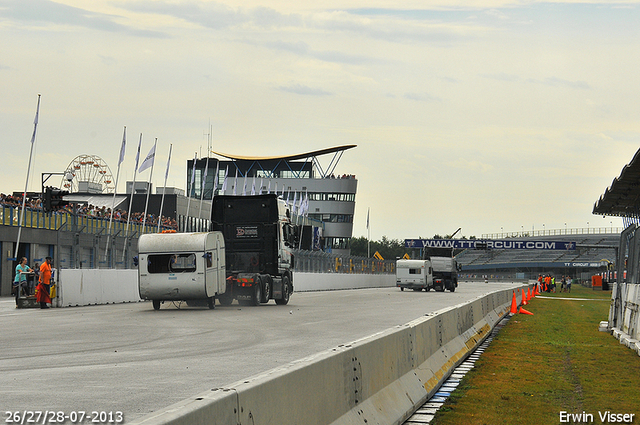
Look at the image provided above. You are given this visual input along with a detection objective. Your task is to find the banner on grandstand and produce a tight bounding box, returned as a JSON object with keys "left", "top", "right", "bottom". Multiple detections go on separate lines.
{"left": 405, "top": 239, "right": 576, "bottom": 251}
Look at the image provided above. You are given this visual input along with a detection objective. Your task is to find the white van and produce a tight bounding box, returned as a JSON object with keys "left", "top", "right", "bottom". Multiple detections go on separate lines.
{"left": 138, "top": 232, "right": 226, "bottom": 310}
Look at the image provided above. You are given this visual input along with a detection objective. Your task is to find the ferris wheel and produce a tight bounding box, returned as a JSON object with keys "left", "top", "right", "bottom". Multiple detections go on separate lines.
{"left": 61, "top": 155, "right": 116, "bottom": 194}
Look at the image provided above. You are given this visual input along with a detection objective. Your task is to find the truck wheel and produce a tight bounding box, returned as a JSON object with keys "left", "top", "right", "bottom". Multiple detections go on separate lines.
{"left": 251, "top": 277, "right": 262, "bottom": 306}
{"left": 400, "top": 287, "right": 404, "bottom": 291}
{"left": 152, "top": 300, "right": 161, "bottom": 310}
{"left": 276, "top": 275, "right": 291, "bottom": 305}
{"left": 413, "top": 288, "right": 421, "bottom": 292}
{"left": 260, "top": 275, "right": 270, "bottom": 304}
{"left": 425, "top": 287, "right": 431, "bottom": 292}
{"left": 207, "top": 297, "right": 215, "bottom": 309}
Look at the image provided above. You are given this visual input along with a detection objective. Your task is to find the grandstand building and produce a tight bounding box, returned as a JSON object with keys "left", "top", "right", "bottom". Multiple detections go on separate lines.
{"left": 187, "top": 145, "right": 358, "bottom": 256}
{"left": 455, "top": 231, "right": 619, "bottom": 282}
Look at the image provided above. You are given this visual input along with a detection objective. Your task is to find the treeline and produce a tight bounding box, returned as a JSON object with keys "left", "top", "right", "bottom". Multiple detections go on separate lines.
{"left": 350, "top": 235, "right": 477, "bottom": 259}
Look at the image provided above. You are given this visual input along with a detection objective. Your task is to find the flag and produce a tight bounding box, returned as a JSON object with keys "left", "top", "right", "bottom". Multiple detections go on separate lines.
{"left": 189, "top": 153, "right": 197, "bottom": 196}
{"left": 138, "top": 143, "right": 156, "bottom": 173}
{"left": 259, "top": 178, "right": 263, "bottom": 195}
{"left": 212, "top": 162, "right": 220, "bottom": 196}
{"left": 134, "top": 134, "right": 142, "bottom": 169}
{"left": 267, "top": 181, "right": 271, "bottom": 194}
{"left": 233, "top": 168, "right": 238, "bottom": 195}
{"left": 221, "top": 166, "right": 229, "bottom": 192}
{"left": 29, "top": 94, "right": 41, "bottom": 145}
{"left": 251, "top": 176, "right": 256, "bottom": 196}
{"left": 201, "top": 158, "right": 209, "bottom": 195}
{"left": 118, "top": 127, "right": 126, "bottom": 165}
{"left": 164, "top": 144, "right": 172, "bottom": 181}
{"left": 292, "top": 191, "right": 297, "bottom": 214}
{"left": 242, "top": 174, "right": 247, "bottom": 196}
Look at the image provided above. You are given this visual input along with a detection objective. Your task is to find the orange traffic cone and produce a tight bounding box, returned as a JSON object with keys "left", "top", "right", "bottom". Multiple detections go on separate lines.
{"left": 510, "top": 291, "right": 518, "bottom": 315}
{"left": 521, "top": 288, "right": 528, "bottom": 305}
{"left": 527, "top": 287, "right": 533, "bottom": 300}
{"left": 519, "top": 307, "right": 534, "bottom": 315}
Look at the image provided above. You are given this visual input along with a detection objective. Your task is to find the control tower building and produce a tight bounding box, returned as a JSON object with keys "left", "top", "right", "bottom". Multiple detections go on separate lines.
{"left": 187, "top": 145, "right": 358, "bottom": 256}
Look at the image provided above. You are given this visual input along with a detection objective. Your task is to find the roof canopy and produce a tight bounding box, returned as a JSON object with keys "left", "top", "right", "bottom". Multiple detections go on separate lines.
{"left": 593, "top": 148, "right": 640, "bottom": 218}
{"left": 211, "top": 145, "right": 356, "bottom": 162}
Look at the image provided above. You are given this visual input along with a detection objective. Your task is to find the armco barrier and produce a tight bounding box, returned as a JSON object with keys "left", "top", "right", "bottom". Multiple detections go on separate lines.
{"left": 131, "top": 285, "right": 525, "bottom": 425}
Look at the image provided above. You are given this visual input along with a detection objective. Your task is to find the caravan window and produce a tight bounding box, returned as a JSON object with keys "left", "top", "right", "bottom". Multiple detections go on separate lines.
{"left": 409, "top": 268, "right": 422, "bottom": 275}
{"left": 148, "top": 253, "right": 197, "bottom": 273}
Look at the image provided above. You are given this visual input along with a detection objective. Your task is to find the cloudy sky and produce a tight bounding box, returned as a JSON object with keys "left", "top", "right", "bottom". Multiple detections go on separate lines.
{"left": 2, "top": 0, "right": 639, "bottom": 241}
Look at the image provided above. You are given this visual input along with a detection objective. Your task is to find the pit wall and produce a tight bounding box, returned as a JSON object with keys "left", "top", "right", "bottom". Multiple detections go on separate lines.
{"left": 609, "top": 283, "right": 640, "bottom": 355}
{"left": 130, "top": 285, "right": 526, "bottom": 425}
{"left": 55, "top": 271, "right": 395, "bottom": 307}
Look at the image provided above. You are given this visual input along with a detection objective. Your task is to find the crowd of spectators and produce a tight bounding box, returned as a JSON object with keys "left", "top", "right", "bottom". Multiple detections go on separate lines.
{"left": 0, "top": 193, "right": 178, "bottom": 230}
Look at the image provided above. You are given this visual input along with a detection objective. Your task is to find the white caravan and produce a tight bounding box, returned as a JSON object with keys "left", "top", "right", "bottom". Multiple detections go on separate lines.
{"left": 138, "top": 232, "right": 226, "bottom": 310}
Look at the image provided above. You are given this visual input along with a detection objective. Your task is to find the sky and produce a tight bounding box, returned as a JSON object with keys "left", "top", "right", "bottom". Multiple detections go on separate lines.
{"left": 2, "top": 0, "right": 640, "bottom": 241}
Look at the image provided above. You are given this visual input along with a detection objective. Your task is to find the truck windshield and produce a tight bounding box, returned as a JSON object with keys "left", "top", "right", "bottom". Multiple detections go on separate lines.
{"left": 148, "top": 253, "right": 196, "bottom": 273}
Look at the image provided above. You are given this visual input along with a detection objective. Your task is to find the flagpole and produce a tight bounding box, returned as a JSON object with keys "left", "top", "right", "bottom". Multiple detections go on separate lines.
{"left": 104, "top": 126, "right": 126, "bottom": 264}
{"left": 142, "top": 138, "right": 157, "bottom": 230}
{"left": 367, "top": 207, "right": 370, "bottom": 258}
{"left": 157, "top": 144, "right": 172, "bottom": 233}
{"left": 15, "top": 94, "right": 41, "bottom": 260}
{"left": 122, "top": 133, "right": 142, "bottom": 263}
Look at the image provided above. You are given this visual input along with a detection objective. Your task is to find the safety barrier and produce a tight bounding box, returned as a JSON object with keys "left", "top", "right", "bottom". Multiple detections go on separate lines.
{"left": 130, "top": 286, "right": 525, "bottom": 425}
{"left": 56, "top": 269, "right": 139, "bottom": 307}
{"left": 54, "top": 271, "right": 396, "bottom": 307}
{"left": 609, "top": 283, "right": 640, "bottom": 355}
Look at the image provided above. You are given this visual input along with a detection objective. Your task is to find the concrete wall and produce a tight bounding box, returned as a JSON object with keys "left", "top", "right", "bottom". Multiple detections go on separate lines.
{"left": 295, "top": 272, "right": 395, "bottom": 291}
{"left": 57, "top": 269, "right": 140, "bottom": 307}
{"left": 129, "top": 286, "right": 524, "bottom": 425}
{"left": 54, "top": 271, "right": 396, "bottom": 307}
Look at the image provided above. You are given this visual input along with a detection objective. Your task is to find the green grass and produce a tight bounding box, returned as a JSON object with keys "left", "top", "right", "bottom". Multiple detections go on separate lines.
{"left": 432, "top": 285, "right": 640, "bottom": 425}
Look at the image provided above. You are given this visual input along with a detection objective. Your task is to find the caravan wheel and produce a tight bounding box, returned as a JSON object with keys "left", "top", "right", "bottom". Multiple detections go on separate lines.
{"left": 152, "top": 300, "right": 161, "bottom": 310}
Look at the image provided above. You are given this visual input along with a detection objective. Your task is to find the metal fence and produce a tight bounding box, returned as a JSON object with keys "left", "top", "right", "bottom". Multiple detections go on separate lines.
{"left": 293, "top": 249, "right": 395, "bottom": 274}
{"left": 2, "top": 205, "right": 395, "bottom": 274}
{"left": 0, "top": 205, "right": 171, "bottom": 235}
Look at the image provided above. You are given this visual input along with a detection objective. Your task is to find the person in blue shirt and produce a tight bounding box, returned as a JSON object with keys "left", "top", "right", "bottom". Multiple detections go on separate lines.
{"left": 13, "top": 257, "right": 33, "bottom": 302}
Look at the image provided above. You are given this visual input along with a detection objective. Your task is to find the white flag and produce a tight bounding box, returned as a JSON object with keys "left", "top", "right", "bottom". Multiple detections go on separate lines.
{"left": 118, "top": 127, "right": 126, "bottom": 165}
{"left": 292, "top": 191, "right": 297, "bottom": 214}
{"left": 134, "top": 134, "right": 142, "bottom": 169}
{"left": 164, "top": 144, "right": 172, "bottom": 181}
{"left": 138, "top": 143, "right": 156, "bottom": 173}
{"left": 201, "top": 158, "right": 209, "bottom": 194}
{"left": 212, "top": 162, "right": 220, "bottom": 196}
{"left": 233, "top": 168, "right": 238, "bottom": 195}
{"left": 259, "top": 178, "right": 263, "bottom": 195}
{"left": 242, "top": 174, "right": 247, "bottom": 196}
{"left": 189, "top": 153, "right": 197, "bottom": 195}
{"left": 221, "top": 166, "right": 229, "bottom": 192}
{"left": 251, "top": 176, "right": 256, "bottom": 196}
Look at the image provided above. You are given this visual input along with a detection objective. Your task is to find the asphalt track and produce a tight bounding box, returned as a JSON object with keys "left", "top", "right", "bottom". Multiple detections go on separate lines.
{"left": 0, "top": 281, "right": 524, "bottom": 423}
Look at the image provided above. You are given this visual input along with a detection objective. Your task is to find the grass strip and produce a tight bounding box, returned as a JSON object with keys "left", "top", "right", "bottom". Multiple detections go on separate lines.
{"left": 432, "top": 285, "right": 640, "bottom": 425}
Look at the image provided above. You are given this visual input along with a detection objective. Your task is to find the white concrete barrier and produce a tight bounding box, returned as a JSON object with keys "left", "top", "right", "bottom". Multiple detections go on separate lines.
{"left": 54, "top": 270, "right": 395, "bottom": 307}
{"left": 294, "top": 272, "right": 395, "bottom": 291}
{"left": 57, "top": 269, "right": 140, "bottom": 307}
{"left": 130, "top": 286, "right": 525, "bottom": 425}
{"left": 609, "top": 283, "right": 640, "bottom": 351}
